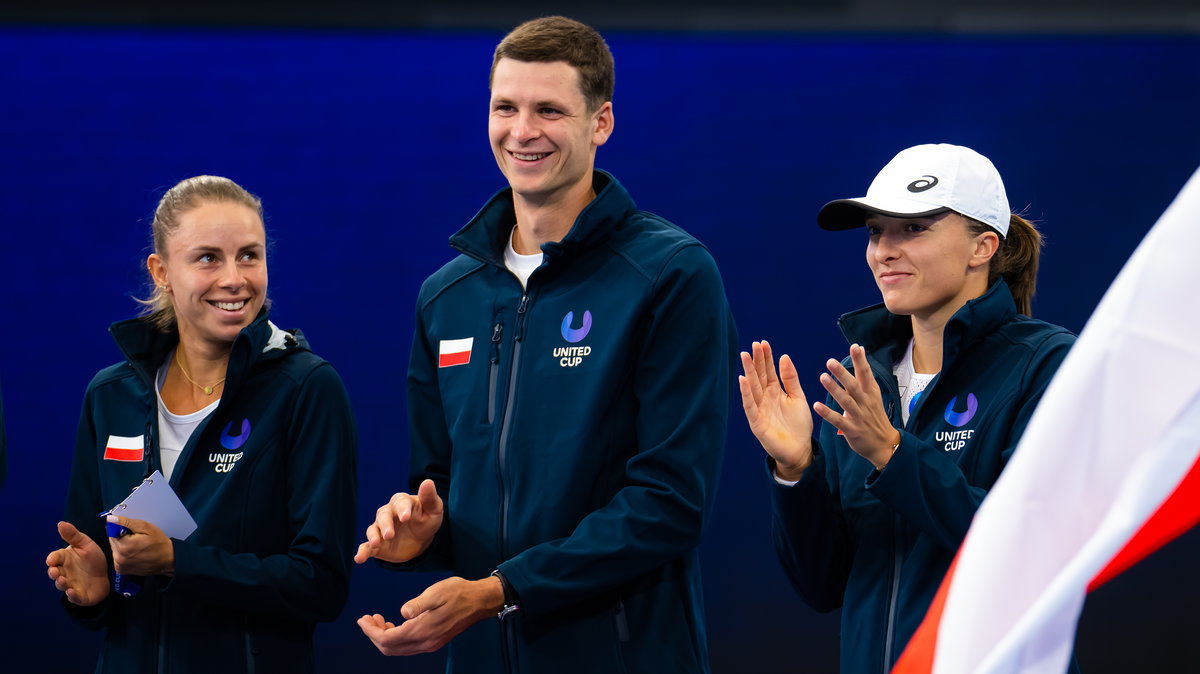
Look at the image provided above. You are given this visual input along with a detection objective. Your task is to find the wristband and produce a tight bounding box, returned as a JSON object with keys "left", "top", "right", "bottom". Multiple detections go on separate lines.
{"left": 490, "top": 570, "right": 520, "bottom": 620}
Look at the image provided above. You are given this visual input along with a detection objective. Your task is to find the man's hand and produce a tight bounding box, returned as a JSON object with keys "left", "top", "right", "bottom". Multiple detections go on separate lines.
{"left": 740, "top": 340, "right": 815, "bottom": 481}
{"left": 46, "top": 521, "right": 110, "bottom": 606}
{"left": 355, "top": 479, "right": 444, "bottom": 565}
{"left": 813, "top": 343, "right": 901, "bottom": 470}
{"left": 107, "top": 515, "right": 175, "bottom": 576}
{"left": 357, "top": 575, "right": 505, "bottom": 656}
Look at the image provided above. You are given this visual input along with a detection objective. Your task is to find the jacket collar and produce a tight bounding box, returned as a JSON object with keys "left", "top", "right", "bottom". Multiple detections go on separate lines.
{"left": 109, "top": 311, "right": 307, "bottom": 395}
{"left": 837, "top": 278, "right": 1018, "bottom": 370}
{"left": 448, "top": 169, "right": 637, "bottom": 265}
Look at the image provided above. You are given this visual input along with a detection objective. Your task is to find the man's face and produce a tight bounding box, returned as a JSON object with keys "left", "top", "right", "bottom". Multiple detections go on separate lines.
{"left": 488, "top": 58, "right": 613, "bottom": 207}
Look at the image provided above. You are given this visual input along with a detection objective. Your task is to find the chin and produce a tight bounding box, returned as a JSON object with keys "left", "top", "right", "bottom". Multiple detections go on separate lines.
{"left": 213, "top": 322, "right": 251, "bottom": 342}
{"left": 880, "top": 295, "right": 913, "bottom": 316}
{"left": 509, "top": 177, "right": 552, "bottom": 197}
{"left": 213, "top": 329, "right": 244, "bottom": 344}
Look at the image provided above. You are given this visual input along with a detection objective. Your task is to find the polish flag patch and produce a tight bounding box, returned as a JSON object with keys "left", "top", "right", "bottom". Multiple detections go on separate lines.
{"left": 439, "top": 338, "right": 474, "bottom": 368}
{"left": 104, "top": 435, "right": 145, "bottom": 462}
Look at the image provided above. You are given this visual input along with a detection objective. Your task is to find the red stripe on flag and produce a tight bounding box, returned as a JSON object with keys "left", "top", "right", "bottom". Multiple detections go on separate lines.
{"left": 103, "top": 446, "right": 144, "bottom": 462}
{"left": 892, "top": 552, "right": 960, "bottom": 673}
{"left": 438, "top": 351, "right": 471, "bottom": 368}
{"left": 1087, "top": 449, "right": 1200, "bottom": 591}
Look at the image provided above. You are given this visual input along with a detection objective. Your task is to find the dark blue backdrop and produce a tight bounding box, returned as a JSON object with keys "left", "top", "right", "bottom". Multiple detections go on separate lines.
{"left": 2, "top": 26, "right": 1198, "bottom": 672}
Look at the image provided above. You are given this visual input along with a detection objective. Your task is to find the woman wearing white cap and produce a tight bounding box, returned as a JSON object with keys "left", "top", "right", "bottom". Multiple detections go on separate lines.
{"left": 740, "top": 144, "right": 1076, "bottom": 673}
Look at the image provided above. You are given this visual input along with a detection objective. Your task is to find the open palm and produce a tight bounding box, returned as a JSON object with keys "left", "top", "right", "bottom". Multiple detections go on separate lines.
{"left": 739, "top": 340, "right": 815, "bottom": 477}
{"left": 46, "top": 521, "right": 110, "bottom": 606}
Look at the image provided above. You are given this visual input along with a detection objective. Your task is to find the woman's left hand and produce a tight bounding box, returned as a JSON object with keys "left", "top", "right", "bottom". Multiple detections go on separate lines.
{"left": 813, "top": 343, "right": 901, "bottom": 470}
{"left": 107, "top": 515, "right": 176, "bottom": 576}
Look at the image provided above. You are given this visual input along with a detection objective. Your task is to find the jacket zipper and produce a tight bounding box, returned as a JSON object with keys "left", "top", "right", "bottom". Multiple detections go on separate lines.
{"left": 503, "top": 617, "right": 519, "bottom": 674}
{"left": 156, "top": 592, "right": 168, "bottom": 673}
{"left": 488, "top": 323, "right": 503, "bottom": 424}
{"left": 498, "top": 294, "right": 528, "bottom": 556}
{"left": 883, "top": 514, "right": 903, "bottom": 672}
{"left": 496, "top": 293, "right": 529, "bottom": 674}
{"left": 139, "top": 420, "right": 168, "bottom": 674}
{"left": 873, "top": 362, "right": 904, "bottom": 674}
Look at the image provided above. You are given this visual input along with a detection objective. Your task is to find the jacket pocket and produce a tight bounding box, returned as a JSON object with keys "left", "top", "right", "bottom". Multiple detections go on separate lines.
{"left": 614, "top": 598, "right": 631, "bottom": 643}
{"left": 488, "top": 322, "right": 502, "bottom": 424}
{"left": 245, "top": 631, "right": 257, "bottom": 674}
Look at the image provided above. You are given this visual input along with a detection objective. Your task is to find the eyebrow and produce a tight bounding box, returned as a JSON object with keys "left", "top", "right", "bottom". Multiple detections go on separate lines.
{"left": 186, "top": 243, "right": 264, "bottom": 255}
{"left": 491, "top": 95, "right": 571, "bottom": 110}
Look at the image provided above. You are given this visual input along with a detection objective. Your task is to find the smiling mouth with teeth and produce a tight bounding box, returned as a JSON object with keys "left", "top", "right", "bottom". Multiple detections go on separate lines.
{"left": 512, "top": 152, "right": 549, "bottom": 161}
{"left": 213, "top": 300, "right": 247, "bottom": 311}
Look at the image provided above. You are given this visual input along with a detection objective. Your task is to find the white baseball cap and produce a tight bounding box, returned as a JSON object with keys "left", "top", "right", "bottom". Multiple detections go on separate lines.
{"left": 817, "top": 143, "right": 1011, "bottom": 237}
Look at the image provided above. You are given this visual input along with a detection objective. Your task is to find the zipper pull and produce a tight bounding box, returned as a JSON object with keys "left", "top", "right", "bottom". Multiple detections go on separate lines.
{"left": 491, "top": 323, "right": 503, "bottom": 363}
{"left": 515, "top": 295, "right": 529, "bottom": 342}
{"left": 144, "top": 421, "right": 157, "bottom": 475}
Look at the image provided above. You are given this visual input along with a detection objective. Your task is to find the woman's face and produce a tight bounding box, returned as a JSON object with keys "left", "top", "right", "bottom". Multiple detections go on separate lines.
{"left": 865, "top": 211, "right": 996, "bottom": 325}
{"left": 149, "top": 200, "right": 267, "bottom": 352}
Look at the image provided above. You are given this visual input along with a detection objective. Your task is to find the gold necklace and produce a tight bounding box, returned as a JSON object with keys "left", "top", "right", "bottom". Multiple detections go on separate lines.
{"left": 175, "top": 355, "right": 225, "bottom": 395}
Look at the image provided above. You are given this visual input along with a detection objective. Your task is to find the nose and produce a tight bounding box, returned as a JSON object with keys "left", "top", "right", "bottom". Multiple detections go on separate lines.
{"left": 511, "top": 110, "right": 541, "bottom": 143}
{"left": 218, "top": 261, "right": 246, "bottom": 290}
{"left": 871, "top": 231, "right": 902, "bottom": 263}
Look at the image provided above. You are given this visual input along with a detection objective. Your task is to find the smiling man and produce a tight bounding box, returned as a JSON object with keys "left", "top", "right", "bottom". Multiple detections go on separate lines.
{"left": 355, "top": 15, "right": 736, "bottom": 673}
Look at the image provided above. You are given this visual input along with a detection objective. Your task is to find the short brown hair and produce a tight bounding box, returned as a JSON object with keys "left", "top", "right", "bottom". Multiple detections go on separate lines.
{"left": 138, "top": 175, "right": 264, "bottom": 331}
{"left": 489, "top": 16, "right": 615, "bottom": 112}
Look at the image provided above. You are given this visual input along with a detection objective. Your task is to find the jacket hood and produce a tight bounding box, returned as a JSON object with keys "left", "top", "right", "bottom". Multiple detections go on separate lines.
{"left": 837, "top": 278, "right": 1018, "bottom": 368}
{"left": 448, "top": 169, "right": 637, "bottom": 265}
{"left": 109, "top": 311, "right": 309, "bottom": 393}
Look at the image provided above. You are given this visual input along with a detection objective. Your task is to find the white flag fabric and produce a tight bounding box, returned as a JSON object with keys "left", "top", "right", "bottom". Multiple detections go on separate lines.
{"left": 895, "top": 165, "right": 1200, "bottom": 674}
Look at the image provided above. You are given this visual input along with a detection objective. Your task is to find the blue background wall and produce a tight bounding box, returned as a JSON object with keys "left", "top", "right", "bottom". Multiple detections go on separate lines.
{"left": 1, "top": 26, "right": 1198, "bottom": 671}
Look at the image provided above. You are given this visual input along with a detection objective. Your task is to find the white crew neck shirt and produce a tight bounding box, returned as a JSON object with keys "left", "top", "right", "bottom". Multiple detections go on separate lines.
{"left": 894, "top": 338, "right": 937, "bottom": 426}
{"left": 155, "top": 350, "right": 219, "bottom": 480}
{"left": 504, "top": 227, "right": 544, "bottom": 289}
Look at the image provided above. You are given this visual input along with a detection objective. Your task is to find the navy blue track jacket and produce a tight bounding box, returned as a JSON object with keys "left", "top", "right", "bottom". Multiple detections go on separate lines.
{"left": 396, "top": 171, "right": 736, "bottom": 673}
{"left": 771, "top": 280, "right": 1075, "bottom": 673}
{"left": 62, "top": 314, "right": 357, "bottom": 673}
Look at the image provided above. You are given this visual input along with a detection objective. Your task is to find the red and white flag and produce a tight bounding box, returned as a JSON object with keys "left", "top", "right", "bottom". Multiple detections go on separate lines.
{"left": 438, "top": 338, "right": 473, "bottom": 368}
{"left": 104, "top": 434, "right": 145, "bottom": 462}
{"left": 895, "top": 165, "right": 1200, "bottom": 674}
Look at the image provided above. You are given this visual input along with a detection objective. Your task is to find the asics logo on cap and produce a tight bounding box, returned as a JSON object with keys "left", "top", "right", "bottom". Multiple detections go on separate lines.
{"left": 907, "top": 175, "right": 939, "bottom": 193}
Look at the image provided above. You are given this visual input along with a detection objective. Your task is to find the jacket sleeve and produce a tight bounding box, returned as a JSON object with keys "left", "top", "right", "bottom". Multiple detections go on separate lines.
{"left": 383, "top": 293, "right": 457, "bottom": 573}
{"left": 768, "top": 435, "right": 855, "bottom": 612}
{"left": 866, "top": 333, "right": 1074, "bottom": 550}
{"left": 60, "top": 382, "right": 119, "bottom": 629}
{"left": 165, "top": 363, "right": 358, "bottom": 622}
{"left": 498, "top": 244, "right": 734, "bottom": 618}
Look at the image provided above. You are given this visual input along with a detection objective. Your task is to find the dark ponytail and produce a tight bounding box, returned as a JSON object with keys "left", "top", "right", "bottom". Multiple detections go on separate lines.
{"left": 968, "top": 215, "right": 1043, "bottom": 317}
